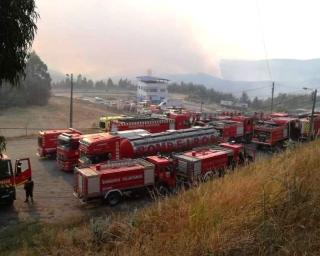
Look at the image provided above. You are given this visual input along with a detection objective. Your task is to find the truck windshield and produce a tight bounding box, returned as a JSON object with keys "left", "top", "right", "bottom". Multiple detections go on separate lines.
{"left": 79, "top": 151, "right": 92, "bottom": 165}
{"left": 99, "top": 121, "right": 106, "bottom": 129}
{"left": 38, "top": 136, "right": 43, "bottom": 147}
{"left": 0, "top": 160, "right": 12, "bottom": 179}
{"left": 58, "top": 137, "right": 79, "bottom": 150}
{"left": 253, "top": 130, "right": 271, "bottom": 142}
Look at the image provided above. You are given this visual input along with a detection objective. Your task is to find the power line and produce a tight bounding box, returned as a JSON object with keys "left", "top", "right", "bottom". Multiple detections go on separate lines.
{"left": 232, "top": 85, "right": 271, "bottom": 94}
{"left": 275, "top": 84, "right": 306, "bottom": 90}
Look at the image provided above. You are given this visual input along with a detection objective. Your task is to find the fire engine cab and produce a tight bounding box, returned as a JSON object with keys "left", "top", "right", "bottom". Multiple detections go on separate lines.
{"left": 0, "top": 154, "right": 31, "bottom": 205}
{"left": 37, "top": 128, "right": 81, "bottom": 158}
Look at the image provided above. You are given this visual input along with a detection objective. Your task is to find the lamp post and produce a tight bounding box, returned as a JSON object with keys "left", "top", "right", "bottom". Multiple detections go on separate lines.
{"left": 303, "top": 87, "right": 317, "bottom": 141}
{"left": 66, "top": 74, "right": 74, "bottom": 128}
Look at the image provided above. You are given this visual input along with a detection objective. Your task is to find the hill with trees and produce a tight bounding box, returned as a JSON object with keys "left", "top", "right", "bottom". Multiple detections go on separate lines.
{"left": 53, "top": 76, "right": 135, "bottom": 91}
{"left": 0, "top": 52, "right": 51, "bottom": 109}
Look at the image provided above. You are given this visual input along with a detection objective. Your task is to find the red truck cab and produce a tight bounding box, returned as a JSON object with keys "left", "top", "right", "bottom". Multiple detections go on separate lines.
{"left": 57, "top": 132, "right": 83, "bottom": 172}
{"left": 37, "top": 128, "right": 81, "bottom": 158}
{"left": 0, "top": 155, "right": 32, "bottom": 205}
{"left": 78, "top": 133, "right": 122, "bottom": 166}
{"left": 145, "top": 155, "right": 176, "bottom": 190}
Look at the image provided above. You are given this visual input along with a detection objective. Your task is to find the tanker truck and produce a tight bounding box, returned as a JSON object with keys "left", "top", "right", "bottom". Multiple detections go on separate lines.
{"left": 78, "top": 127, "right": 220, "bottom": 166}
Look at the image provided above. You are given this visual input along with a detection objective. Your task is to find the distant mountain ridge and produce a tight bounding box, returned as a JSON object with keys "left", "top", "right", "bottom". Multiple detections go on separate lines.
{"left": 164, "top": 73, "right": 273, "bottom": 98}
{"left": 220, "top": 58, "right": 320, "bottom": 82}
{"left": 49, "top": 58, "right": 320, "bottom": 98}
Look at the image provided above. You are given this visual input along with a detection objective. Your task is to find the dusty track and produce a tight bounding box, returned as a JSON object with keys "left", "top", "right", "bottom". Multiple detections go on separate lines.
{"left": 0, "top": 138, "right": 150, "bottom": 227}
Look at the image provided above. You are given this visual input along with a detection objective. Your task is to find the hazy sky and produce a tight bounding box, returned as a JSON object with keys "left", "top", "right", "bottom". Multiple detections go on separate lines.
{"left": 33, "top": 0, "right": 320, "bottom": 79}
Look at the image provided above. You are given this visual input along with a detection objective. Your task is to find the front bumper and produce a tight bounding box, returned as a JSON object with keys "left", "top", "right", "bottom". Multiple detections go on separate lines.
{"left": 57, "top": 160, "right": 76, "bottom": 172}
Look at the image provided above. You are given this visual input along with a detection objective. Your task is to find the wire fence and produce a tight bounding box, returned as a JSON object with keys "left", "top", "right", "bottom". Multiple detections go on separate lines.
{"left": 0, "top": 127, "right": 100, "bottom": 138}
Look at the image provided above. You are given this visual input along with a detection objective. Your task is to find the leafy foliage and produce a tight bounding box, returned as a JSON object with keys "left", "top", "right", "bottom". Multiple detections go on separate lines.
{"left": 0, "top": 0, "right": 39, "bottom": 86}
{"left": 0, "top": 52, "right": 51, "bottom": 109}
{"left": 53, "top": 76, "right": 136, "bottom": 90}
{"left": 168, "top": 82, "right": 236, "bottom": 104}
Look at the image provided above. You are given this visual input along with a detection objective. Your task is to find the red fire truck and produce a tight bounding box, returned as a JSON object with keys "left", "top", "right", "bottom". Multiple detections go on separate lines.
{"left": 299, "top": 115, "right": 320, "bottom": 140}
{"left": 37, "top": 128, "right": 82, "bottom": 158}
{"left": 107, "top": 117, "right": 175, "bottom": 133}
{"left": 0, "top": 154, "right": 32, "bottom": 205}
{"left": 252, "top": 120, "right": 289, "bottom": 149}
{"left": 210, "top": 120, "right": 245, "bottom": 142}
{"left": 74, "top": 142, "right": 250, "bottom": 205}
{"left": 57, "top": 132, "right": 83, "bottom": 172}
{"left": 230, "top": 116, "right": 254, "bottom": 142}
{"left": 78, "top": 127, "right": 220, "bottom": 166}
{"left": 102, "top": 113, "right": 191, "bottom": 133}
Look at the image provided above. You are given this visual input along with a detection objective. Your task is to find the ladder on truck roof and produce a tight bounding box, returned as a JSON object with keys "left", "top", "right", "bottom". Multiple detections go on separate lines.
{"left": 99, "top": 159, "right": 138, "bottom": 169}
{"left": 130, "top": 127, "right": 219, "bottom": 146}
{"left": 117, "top": 117, "right": 167, "bottom": 122}
{"left": 98, "top": 158, "right": 154, "bottom": 170}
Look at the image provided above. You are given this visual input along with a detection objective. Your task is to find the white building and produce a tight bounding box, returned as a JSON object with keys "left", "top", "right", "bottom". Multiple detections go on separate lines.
{"left": 136, "top": 76, "right": 169, "bottom": 104}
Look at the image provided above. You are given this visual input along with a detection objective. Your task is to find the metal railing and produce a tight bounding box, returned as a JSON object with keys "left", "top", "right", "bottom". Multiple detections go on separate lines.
{"left": 0, "top": 127, "right": 100, "bottom": 138}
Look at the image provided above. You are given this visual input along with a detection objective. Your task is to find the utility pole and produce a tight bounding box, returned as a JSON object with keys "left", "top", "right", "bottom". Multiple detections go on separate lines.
{"left": 270, "top": 81, "right": 274, "bottom": 114}
{"left": 68, "top": 73, "right": 74, "bottom": 128}
{"left": 309, "top": 89, "right": 317, "bottom": 141}
{"left": 200, "top": 101, "right": 203, "bottom": 113}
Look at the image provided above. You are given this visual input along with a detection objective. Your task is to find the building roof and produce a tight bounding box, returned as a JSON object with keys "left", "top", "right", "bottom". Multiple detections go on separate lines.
{"left": 136, "top": 76, "right": 169, "bottom": 83}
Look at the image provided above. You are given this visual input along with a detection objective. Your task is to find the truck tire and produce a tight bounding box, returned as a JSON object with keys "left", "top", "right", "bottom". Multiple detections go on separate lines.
{"left": 159, "top": 185, "right": 170, "bottom": 196}
{"left": 245, "top": 134, "right": 253, "bottom": 144}
{"left": 7, "top": 199, "right": 14, "bottom": 206}
{"left": 203, "top": 171, "right": 213, "bottom": 182}
{"left": 106, "top": 192, "right": 122, "bottom": 206}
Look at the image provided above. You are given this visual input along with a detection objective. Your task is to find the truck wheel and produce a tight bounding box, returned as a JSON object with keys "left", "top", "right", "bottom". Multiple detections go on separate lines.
{"left": 218, "top": 168, "right": 225, "bottom": 178}
{"left": 157, "top": 184, "right": 169, "bottom": 197}
{"left": 106, "top": 192, "right": 122, "bottom": 206}
{"left": 245, "top": 134, "right": 253, "bottom": 144}
{"left": 203, "top": 171, "right": 213, "bottom": 182}
{"left": 6, "top": 198, "right": 14, "bottom": 206}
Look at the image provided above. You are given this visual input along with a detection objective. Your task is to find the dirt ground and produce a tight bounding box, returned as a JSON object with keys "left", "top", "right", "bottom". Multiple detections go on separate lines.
{"left": 0, "top": 137, "right": 152, "bottom": 228}
{"left": 0, "top": 89, "right": 221, "bottom": 137}
{"left": 0, "top": 96, "right": 122, "bottom": 137}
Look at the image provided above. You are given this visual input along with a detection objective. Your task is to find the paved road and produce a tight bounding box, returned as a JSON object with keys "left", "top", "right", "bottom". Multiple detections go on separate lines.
{"left": 0, "top": 137, "right": 149, "bottom": 226}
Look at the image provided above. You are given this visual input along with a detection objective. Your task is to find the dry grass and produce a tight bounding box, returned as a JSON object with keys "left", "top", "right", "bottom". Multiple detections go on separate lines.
{"left": 2, "top": 141, "right": 320, "bottom": 255}
{"left": 0, "top": 96, "right": 120, "bottom": 137}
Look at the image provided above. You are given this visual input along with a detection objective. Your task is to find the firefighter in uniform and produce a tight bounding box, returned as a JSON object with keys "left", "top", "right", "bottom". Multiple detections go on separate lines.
{"left": 24, "top": 177, "right": 34, "bottom": 203}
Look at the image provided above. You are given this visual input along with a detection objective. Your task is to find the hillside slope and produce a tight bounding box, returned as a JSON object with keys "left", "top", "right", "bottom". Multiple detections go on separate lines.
{"left": 2, "top": 141, "right": 320, "bottom": 255}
